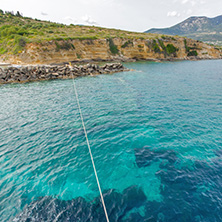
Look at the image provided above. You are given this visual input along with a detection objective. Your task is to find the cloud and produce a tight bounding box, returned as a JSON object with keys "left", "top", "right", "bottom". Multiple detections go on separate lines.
{"left": 181, "top": 0, "right": 189, "bottom": 4}
{"left": 186, "top": 9, "right": 193, "bottom": 14}
{"left": 181, "top": 0, "right": 196, "bottom": 6}
{"left": 41, "top": 12, "right": 48, "bottom": 16}
{"left": 63, "top": 16, "right": 77, "bottom": 23}
{"left": 199, "top": 0, "right": 206, "bottom": 4}
{"left": 167, "top": 11, "right": 181, "bottom": 17}
{"left": 81, "top": 15, "right": 98, "bottom": 25}
{"left": 180, "top": 0, "right": 205, "bottom": 6}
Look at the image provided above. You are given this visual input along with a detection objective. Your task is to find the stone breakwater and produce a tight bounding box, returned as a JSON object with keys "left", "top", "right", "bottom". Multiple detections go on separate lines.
{"left": 0, "top": 63, "right": 129, "bottom": 84}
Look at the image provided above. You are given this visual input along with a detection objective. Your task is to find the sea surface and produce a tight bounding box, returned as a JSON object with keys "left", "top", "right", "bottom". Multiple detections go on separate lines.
{"left": 0, "top": 60, "right": 221, "bottom": 221}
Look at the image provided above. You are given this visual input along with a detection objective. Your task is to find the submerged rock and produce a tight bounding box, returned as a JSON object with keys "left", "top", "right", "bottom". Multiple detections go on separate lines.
{"left": 13, "top": 186, "right": 146, "bottom": 222}
{"left": 134, "top": 146, "right": 178, "bottom": 168}
{"left": 132, "top": 146, "right": 222, "bottom": 221}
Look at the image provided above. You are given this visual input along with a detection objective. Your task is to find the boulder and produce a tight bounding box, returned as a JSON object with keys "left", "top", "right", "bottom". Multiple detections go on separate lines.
{"left": 0, "top": 63, "right": 129, "bottom": 84}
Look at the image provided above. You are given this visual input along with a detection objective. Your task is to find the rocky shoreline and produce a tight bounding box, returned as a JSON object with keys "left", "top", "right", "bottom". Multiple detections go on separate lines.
{"left": 0, "top": 63, "right": 129, "bottom": 84}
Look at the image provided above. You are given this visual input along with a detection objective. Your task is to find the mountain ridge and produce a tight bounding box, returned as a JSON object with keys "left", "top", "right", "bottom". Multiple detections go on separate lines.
{"left": 145, "top": 15, "right": 222, "bottom": 45}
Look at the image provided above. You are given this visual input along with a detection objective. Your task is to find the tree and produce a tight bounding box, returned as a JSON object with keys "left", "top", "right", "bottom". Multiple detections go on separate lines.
{"left": 16, "top": 11, "right": 22, "bottom": 17}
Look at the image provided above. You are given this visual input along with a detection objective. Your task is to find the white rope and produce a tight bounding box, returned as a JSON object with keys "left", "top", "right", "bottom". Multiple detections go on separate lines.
{"left": 71, "top": 72, "right": 110, "bottom": 222}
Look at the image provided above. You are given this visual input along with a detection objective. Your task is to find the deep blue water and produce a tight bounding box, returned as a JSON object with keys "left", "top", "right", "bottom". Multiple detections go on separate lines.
{"left": 0, "top": 60, "right": 222, "bottom": 221}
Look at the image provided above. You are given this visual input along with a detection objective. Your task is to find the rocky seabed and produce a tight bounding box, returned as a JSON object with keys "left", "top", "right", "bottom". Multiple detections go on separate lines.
{"left": 0, "top": 63, "right": 128, "bottom": 84}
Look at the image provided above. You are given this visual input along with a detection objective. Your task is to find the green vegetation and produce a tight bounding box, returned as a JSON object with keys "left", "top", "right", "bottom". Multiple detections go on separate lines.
{"left": 184, "top": 39, "right": 198, "bottom": 57}
{"left": 0, "top": 9, "right": 160, "bottom": 55}
{"left": 187, "top": 50, "right": 198, "bottom": 56}
{"left": 158, "top": 39, "right": 166, "bottom": 50}
{"left": 184, "top": 39, "right": 190, "bottom": 52}
{"left": 0, "top": 9, "right": 205, "bottom": 59}
{"left": 14, "top": 36, "right": 27, "bottom": 53}
{"left": 152, "top": 40, "right": 161, "bottom": 53}
{"left": 160, "top": 35, "right": 176, "bottom": 41}
{"left": 55, "top": 41, "right": 75, "bottom": 51}
{"left": 76, "top": 53, "right": 81, "bottom": 59}
{"left": 166, "top": 44, "right": 178, "bottom": 55}
{"left": 121, "top": 40, "right": 133, "bottom": 48}
{"left": 158, "top": 39, "right": 178, "bottom": 57}
{"left": 108, "top": 38, "right": 119, "bottom": 54}
{"left": 161, "top": 35, "right": 166, "bottom": 39}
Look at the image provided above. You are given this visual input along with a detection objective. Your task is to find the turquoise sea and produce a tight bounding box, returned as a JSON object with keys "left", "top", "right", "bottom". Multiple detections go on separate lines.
{"left": 0, "top": 60, "right": 222, "bottom": 221}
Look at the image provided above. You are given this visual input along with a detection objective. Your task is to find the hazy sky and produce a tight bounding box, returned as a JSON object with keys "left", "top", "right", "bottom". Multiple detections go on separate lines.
{"left": 0, "top": 0, "right": 221, "bottom": 32}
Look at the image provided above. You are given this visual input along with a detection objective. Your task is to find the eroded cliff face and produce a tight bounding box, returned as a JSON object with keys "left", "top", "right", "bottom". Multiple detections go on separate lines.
{"left": 0, "top": 37, "right": 221, "bottom": 65}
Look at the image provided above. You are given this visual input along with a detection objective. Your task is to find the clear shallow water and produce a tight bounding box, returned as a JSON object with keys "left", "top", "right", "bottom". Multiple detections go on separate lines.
{"left": 0, "top": 60, "right": 222, "bottom": 221}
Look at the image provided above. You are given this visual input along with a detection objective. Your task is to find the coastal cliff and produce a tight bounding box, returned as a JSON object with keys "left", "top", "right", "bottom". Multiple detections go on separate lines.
{"left": 0, "top": 10, "right": 221, "bottom": 65}
{"left": 1, "top": 37, "right": 221, "bottom": 65}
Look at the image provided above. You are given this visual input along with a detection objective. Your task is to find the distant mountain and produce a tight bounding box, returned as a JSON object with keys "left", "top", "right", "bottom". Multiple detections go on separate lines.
{"left": 145, "top": 15, "right": 222, "bottom": 45}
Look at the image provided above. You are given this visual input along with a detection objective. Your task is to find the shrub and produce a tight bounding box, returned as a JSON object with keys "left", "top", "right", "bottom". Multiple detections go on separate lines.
{"left": 55, "top": 41, "right": 75, "bottom": 51}
{"left": 184, "top": 39, "right": 190, "bottom": 52}
{"left": 17, "top": 28, "right": 29, "bottom": 36}
{"left": 157, "top": 40, "right": 178, "bottom": 57}
{"left": 16, "top": 11, "right": 22, "bottom": 17}
{"left": 78, "top": 36, "right": 97, "bottom": 40}
{"left": 13, "top": 36, "right": 27, "bottom": 53}
{"left": 166, "top": 44, "right": 178, "bottom": 55}
{"left": 18, "top": 37, "right": 26, "bottom": 47}
{"left": 121, "top": 40, "right": 133, "bottom": 48}
{"left": 187, "top": 50, "right": 198, "bottom": 56}
{"left": 161, "top": 35, "right": 166, "bottom": 39}
{"left": 108, "top": 38, "right": 119, "bottom": 54}
{"left": 0, "top": 47, "right": 7, "bottom": 54}
{"left": 13, "top": 36, "right": 26, "bottom": 47}
{"left": 158, "top": 39, "right": 166, "bottom": 50}
{"left": 152, "top": 40, "right": 160, "bottom": 53}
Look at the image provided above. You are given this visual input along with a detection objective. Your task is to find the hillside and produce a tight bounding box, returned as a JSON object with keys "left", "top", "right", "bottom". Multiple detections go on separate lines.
{"left": 145, "top": 15, "right": 222, "bottom": 45}
{"left": 0, "top": 10, "right": 159, "bottom": 55}
{"left": 0, "top": 10, "right": 221, "bottom": 64}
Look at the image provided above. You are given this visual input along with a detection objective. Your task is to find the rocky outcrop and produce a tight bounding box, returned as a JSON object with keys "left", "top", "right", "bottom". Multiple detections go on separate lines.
{"left": 0, "top": 37, "right": 221, "bottom": 65}
{"left": 0, "top": 63, "right": 128, "bottom": 84}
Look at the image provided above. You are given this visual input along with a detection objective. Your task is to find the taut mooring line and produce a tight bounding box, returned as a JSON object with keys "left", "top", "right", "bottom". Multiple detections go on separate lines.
{"left": 70, "top": 70, "right": 110, "bottom": 222}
